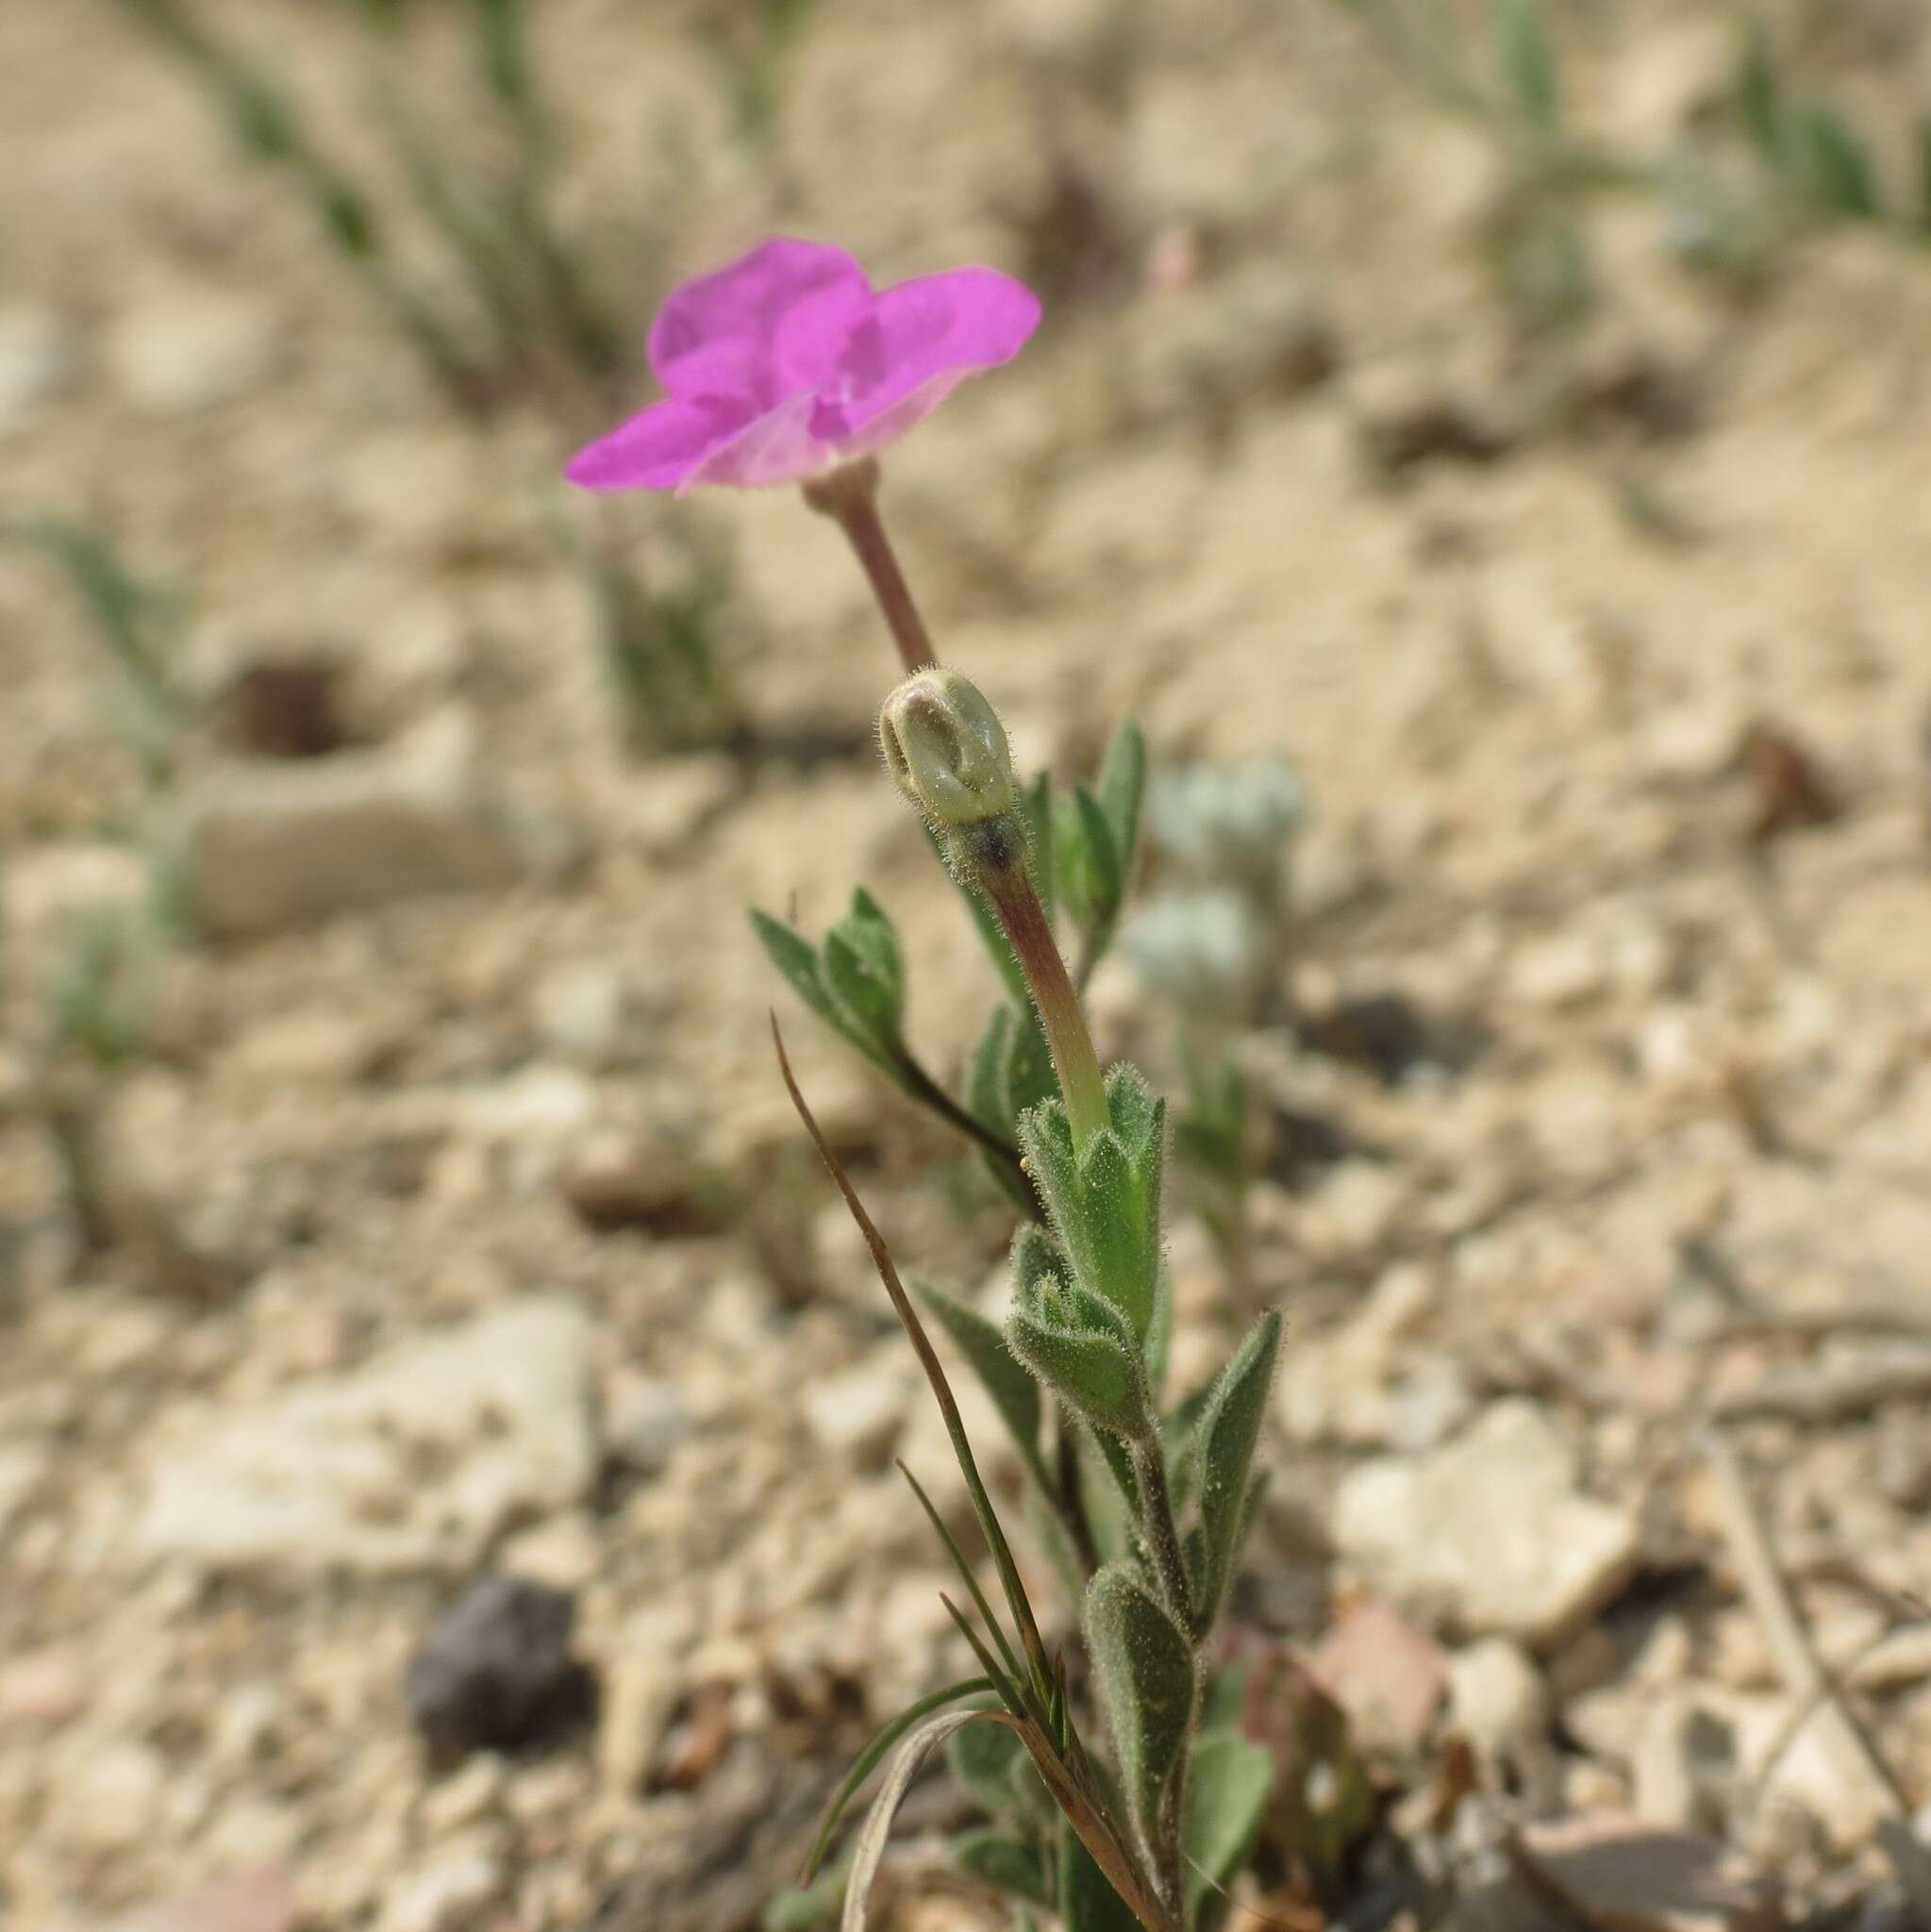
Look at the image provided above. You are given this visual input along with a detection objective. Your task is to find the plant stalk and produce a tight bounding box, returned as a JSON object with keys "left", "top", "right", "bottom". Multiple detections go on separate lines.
{"left": 803, "top": 458, "right": 939, "bottom": 676}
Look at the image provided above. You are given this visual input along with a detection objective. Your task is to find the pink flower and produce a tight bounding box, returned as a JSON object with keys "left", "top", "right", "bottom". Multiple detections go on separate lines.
{"left": 564, "top": 238, "right": 1041, "bottom": 494}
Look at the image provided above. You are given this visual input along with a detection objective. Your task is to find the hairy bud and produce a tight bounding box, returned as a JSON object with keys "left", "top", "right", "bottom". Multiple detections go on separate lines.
{"left": 879, "top": 672, "right": 1014, "bottom": 827}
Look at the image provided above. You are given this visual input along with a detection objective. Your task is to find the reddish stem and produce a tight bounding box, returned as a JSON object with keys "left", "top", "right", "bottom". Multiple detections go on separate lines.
{"left": 803, "top": 458, "right": 938, "bottom": 676}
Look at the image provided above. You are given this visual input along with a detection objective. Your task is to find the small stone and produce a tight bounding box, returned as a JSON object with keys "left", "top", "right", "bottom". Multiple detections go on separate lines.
{"left": 378, "top": 1828, "right": 506, "bottom": 1932}
{"left": 622, "top": 754, "right": 738, "bottom": 858}
{"left": 405, "top": 1574, "right": 598, "bottom": 1761}
{"left": 52, "top": 1739, "right": 167, "bottom": 1851}
{"left": 108, "top": 293, "right": 281, "bottom": 413}
{"left": 0, "top": 304, "right": 73, "bottom": 426}
{"left": 1511, "top": 929, "right": 1609, "bottom": 1009}
{"left": 1331, "top": 1400, "right": 1641, "bottom": 1647}
{"left": 0, "top": 1441, "right": 48, "bottom": 1534}
{"left": 0, "top": 1644, "right": 89, "bottom": 1728}
{"left": 1308, "top": 1597, "right": 1447, "bottom": 1755}
{"left": 597, "top": 1655, "right": 679, "bottom": 1798}
{"left": 418, "top": 1754, "right": 506, "bottom": 1834}
{"left": 104, "top": 1865, "right": 296, "bottom": 1932}
{"left": 500, "top": 1511, "right": 602, "bottom": 1591}
{"left": 801, "top": 1356, "right": 913, "bottom": 1468}
{"left": 1874, "top": 1403, "right": 1931, "bottom": 1510}
{"left": 1632, "top": 1690, "right": 1738, "bottom": 1832}
{"left": 1447, "top": 1638, "right": 1551, "bottom": 1770}
{"left": 134, "top": 1296, "right": 597, "bottom": 1574}
{"left": 186, "top": 708, "right": 568, "bottom": 937}
{"left": 1514, "top": 1814, "right": 1779, "bottom": 1932}
{"left": 200, "top": 1797, "right": 302, "bottom": 1870}
{"left": 532, "top": 960, "right": 628, "bottom": 1067}
{"left": 606, "top": 1374, "right": 691, "bottom": 1478}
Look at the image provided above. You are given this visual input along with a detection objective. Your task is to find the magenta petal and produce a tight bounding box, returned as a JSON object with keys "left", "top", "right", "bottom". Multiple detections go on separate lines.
{"left": 647, "top": 238, "right": 872, "bottom": 408}
{"left": 563, "top": 394, "right": 755, "bottom": 492}
{"left": 824, "top": 267, "right": 1041, "bottom": 440}
{"left": 681, "top": 391, "right": 835, "bottom": 491}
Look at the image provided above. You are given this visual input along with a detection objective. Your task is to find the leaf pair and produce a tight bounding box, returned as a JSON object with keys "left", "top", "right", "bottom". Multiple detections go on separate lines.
{"left": 1021, "top": 1069, "right": 1166, "bottom": 1345}
{"left": 754, "top": 891, "right": 906, "bottom": 1078}
{"left": 1007, "top": 1229, "right": 1154, "bottom": 1441}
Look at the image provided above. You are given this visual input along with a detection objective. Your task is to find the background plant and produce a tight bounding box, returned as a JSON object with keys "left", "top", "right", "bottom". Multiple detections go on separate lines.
{"left": 1340, "top": 0, "right": 1931, "bottom": 329}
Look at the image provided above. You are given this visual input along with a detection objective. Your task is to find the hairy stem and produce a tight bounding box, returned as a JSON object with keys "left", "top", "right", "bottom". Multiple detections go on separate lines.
{"left": 803, "top": 458, "right": 938, "bottom": 675}
{"left": 959, "top": 816, "right": 1110, "bottom": 1155}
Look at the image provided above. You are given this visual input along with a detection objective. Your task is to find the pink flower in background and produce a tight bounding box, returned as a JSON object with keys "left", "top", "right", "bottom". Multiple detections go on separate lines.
{"left": 565, "top": 238, "right": 1040, "bottom": 494}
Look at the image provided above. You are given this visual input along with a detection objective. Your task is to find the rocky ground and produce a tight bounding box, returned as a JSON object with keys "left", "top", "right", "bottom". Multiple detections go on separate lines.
{"left": 5, "top": 1, "right": 1931, "bottom": 1929}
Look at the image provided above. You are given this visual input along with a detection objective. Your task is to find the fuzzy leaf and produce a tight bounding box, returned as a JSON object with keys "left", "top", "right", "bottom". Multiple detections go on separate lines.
{"left": 1097, "top": 717, "right": 1147, "bottom": 880}
{"left": 1144, "top": 1264, "right": 1174, "bottom": 1406}
{"left": 1183, "top": 1728, "right": 1274, "bottom": 1927}
{"left": 1008, "top": 1305, "right": 1149, "bottom": 1438}
{"left": 753, "top": 910, "right": 885, "bottom": 1071}
{"left": 821, "top": 888, "right": 905, "bottom": 1048}
{"left": 953, "top": 1828, "right": 1052, "bottom": 1906}
{"left": 1193, "top": 1312, "right": 1282, "bottom": 1626}
{"left": 1494, "top": 0, "right": 1559, "bottom": 129}
{"left": 1060, "top": 1816, "right": 1143, "bottom": 1932}
{"left": 1018, "top": 1075, "right": 1164, "bottom": 1344}
{"left": 919, "top": 1282, "right": 1048, "bottom": 1494}
{"left": 1086, "top": 1563, "right": 1199, "bottom": 1862}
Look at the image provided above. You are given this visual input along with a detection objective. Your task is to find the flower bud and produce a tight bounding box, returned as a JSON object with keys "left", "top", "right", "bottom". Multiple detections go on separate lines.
{"left": 878, "top": 672, "right": 1014, "bottom": 827}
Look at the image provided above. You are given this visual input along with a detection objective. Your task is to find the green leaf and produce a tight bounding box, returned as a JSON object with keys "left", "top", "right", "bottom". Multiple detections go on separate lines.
{"left": 1057, "top": 786, "right": 1124, "bottom": 937}
{"left": 822, "top": 888, "right": 906, "bottom": 1048}
{"left": 1789, "top": 101, "right": 1883, "bottom": 220}
{"left": 1736, "top": 23, "right": 1784, "bottom": 159}
{"left": 1143, "top": 1264, "right": 1174, "bottom": 1406}
{"left": 953, "top": 1828, "right": 1052, "bottom": 1906}
{"left": 1061, "top": 1814, "right": 1143, "bottom": 1932}
{"left": 1183, "top": 1729, "right": 1274, "bottom": 1928}
{"left": 752, "top": 910, "right": 848, "bottom": 1033}
{"left": 1493, "top": 0, "right": 1559, "bottom": 131}
{"left": 1192, "top": 1312, "right": 1283, "bottom": 1626}
{"left": 1085, "top": 1563, "right": 1199, "bottom": 1859}
{"left": 799, "top": 1677, "right": 995, "bottom": 1884}
{"left": 1096, "top": 717, "right": 1147, "bottom": 880}
{"left": 946, "top": 1714, "right": 1029, "bottom": 1817}
{"left": 1018, "top": 1077, "right": 1164, "bottom": 1345}
{"left": 1007, "top": 1301, "right": 1150, "bottom": 1439}
{"left": 838, "top": 1707, "right": 1006, "bottom": 1932}
{"left": 918, "top": 1282, "right": 1049, "bottom": 1494}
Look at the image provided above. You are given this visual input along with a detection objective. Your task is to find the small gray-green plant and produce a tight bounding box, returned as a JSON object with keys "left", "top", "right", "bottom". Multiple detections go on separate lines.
{"left": 1343, "top": 1, "right": 1931, "bottom": 327}
{"left": 1120, "top": 754, "right": 1305, "bottom": 1292}
{"left": 111, "top": 0, "right": 624, "bottom": 413}
{"left": 566, "top": 237, "right": 1290, "bottom": 1932}
{"left": 2, "top": 516, "right": 192, "bottom": 797}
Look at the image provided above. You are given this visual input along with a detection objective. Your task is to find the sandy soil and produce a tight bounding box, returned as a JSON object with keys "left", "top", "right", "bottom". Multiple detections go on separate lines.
{"left": 5, "top": 1, "right": 1931, "bottom": 1928}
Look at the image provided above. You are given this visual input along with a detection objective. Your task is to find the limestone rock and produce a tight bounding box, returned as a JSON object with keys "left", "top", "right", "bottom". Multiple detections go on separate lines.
{"left": 133, "top": 1297, "right": 596, "bottom": 1573}
{"left": 1331, "top": 1400, "right": 1640, "bottom": 1647}
{"left": 186, "top": 708, "right": 569, "bottom": 937}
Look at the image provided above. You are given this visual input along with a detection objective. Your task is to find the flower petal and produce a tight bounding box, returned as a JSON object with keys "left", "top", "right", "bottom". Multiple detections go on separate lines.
{"left": 648, "top": 238, "right": 872, "bottom": 408}
{"left": 817, "top": 267, "right": 1040, "bottom": 442}
{"left": 679, "top": 390, "right": 836, "bottom": 492}
{"left": 563, "top": 394, "right": 755, "bottom": 492}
